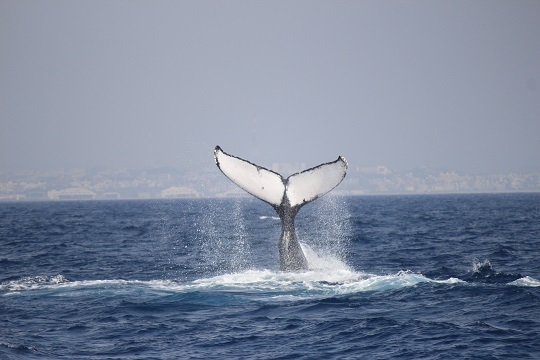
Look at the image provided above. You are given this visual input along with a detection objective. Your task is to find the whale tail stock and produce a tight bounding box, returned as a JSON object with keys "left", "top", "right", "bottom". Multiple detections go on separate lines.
{"left": 213, "top": 146, "right": 348, "bottom": 271}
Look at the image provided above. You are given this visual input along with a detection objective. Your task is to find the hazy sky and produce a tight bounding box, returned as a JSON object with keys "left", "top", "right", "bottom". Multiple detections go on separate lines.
{"left": 1, "top": 1, "right": 539, "bottom": 174}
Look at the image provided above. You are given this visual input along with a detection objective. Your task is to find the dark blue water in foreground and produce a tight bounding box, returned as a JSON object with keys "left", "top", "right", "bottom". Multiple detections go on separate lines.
{"left": 1, "top": 194, "right": 539, "bottom": 359}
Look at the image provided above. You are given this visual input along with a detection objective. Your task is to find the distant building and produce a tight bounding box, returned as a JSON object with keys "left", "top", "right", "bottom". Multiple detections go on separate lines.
{"left": 48, "top": 188, "right": 96, "bottom": 200}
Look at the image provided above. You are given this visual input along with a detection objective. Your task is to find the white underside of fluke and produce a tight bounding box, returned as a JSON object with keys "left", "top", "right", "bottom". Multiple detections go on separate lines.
{"left": 214, "top": 147, "right": 285, "bottom": 205}
{"left": 286, "top": 158, "right": 348, "bottom": 207}
{"left": 214, "top": 146, "right": 347, "bottom": 207}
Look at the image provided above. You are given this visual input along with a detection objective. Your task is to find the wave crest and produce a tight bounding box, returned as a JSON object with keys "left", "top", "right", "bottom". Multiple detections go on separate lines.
{"left": 0, "top": 275, "right": 69, "bottom": 292}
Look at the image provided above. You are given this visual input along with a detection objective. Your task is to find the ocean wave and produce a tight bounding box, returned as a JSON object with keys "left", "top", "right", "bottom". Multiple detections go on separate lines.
{"left": 0, "top": 275, "right": 69, "bottom": 292}
{"left": 509, "top": 276, "right": 540, "bottom": 287}
{"left": 3, "top": 270, "right": 538, "bottom": 302}
{"left": 0, "top": 341, "right": 37, "bottom": 353}
{"left": 166, "top": 269, "right": 470, "bottom": 302}
{"left": 0, "top": 270, "right": 424, "bottom": 298}
{"left": 0, "top": 275, "right": 169, "bottom": 294}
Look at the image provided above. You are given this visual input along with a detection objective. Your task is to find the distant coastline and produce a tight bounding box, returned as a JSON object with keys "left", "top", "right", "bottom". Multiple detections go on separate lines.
{"left": 1, "top": 166, "right": 539, "bottom": 202}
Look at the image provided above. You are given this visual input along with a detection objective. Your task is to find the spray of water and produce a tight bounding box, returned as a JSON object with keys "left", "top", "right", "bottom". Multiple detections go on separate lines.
{"left": 198, "top": 198, "right": 253, "bottom": 274}
{"left": 198, "top": 195, "right": 352, "bottom": 274}
{"left": 296, "top": 195, "right": 352, "bottom": 271}
{"left": 153, "top": 200, "right": 187, "bottom": 279}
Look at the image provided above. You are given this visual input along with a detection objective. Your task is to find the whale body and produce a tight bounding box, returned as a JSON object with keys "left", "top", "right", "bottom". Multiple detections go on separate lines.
{"left": 213, "top": 146, "right": 348, "bottom": 271}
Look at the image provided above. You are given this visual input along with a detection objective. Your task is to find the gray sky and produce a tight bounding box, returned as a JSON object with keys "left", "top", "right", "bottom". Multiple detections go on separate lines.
{"left": 1, "top": 1, "right": 539, "bottom": 174}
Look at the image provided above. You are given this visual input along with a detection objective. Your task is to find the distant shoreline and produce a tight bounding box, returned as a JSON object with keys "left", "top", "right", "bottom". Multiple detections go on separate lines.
{"left": 2, "top": 190, "right": 539, "bottom": 203}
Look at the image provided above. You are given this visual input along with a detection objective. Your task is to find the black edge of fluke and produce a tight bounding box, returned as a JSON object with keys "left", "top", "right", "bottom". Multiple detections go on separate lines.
{"left": 214, "top": 145, "right": 284, "bottom": 179}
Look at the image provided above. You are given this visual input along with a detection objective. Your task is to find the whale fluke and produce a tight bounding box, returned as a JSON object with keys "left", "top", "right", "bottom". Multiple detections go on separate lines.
{"left": 214, "top": 146, "right": 347, "bottom": 271}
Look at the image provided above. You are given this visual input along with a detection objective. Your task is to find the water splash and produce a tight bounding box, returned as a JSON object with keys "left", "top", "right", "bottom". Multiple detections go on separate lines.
{"left": 301, "top": 243, "right": 352, "bottom": 272}
{"left": 297, "top": 195, "right": 352, "bottom": 268}
{"left": 472, "top": 258, "right": 493, "bottom": 273}
{"left": 197, "top": 196, "right": 352, "bottom": 275}
{"left": 198, "top": 198, "right": 253, "bottom": 274}
{"left": 463, "top": 258, "right": 523, "bottom": 284}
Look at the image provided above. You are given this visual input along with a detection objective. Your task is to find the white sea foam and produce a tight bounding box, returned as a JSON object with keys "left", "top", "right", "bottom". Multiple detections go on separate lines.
{"left": 0, "top": 275, "right": 171, "bottom": 294}
{"left": 0, "top": 270, "right": 430, "bottom": 301}
{"left": 4, "top": 270, "right": 533, "bottom": 301}
{"left": 509, "top": 276, "right": 540, "bottom": 287}
{"left": 0, "top": 275, "right": 69, "bottom": 292}
{"left": 176, "top": 268, "right": 436, "bottom": 301}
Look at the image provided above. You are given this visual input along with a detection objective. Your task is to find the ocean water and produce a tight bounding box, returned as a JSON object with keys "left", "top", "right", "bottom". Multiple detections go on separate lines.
{"left": 1, "top": 193, "right": 539, "bottom": 359}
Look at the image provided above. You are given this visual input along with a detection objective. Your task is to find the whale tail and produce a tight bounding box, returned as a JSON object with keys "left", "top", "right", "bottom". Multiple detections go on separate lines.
{"left": 213, "top": 146, "right": 348, "bottom": 271}
{"left": 213, "top": 146, "right": 348, "bottom": 210}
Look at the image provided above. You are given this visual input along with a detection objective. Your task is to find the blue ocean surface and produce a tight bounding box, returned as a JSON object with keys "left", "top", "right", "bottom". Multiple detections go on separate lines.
{"left": 1, "top": 193, "right": 539, "bottom": 359}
